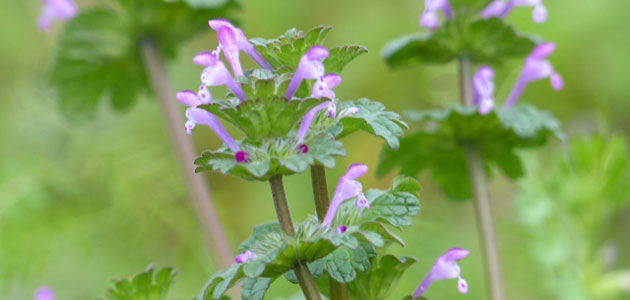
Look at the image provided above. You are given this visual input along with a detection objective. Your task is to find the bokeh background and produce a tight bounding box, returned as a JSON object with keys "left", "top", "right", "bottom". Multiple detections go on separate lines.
{"left": 1, "top": 0, "right": 629, "bottom": 299}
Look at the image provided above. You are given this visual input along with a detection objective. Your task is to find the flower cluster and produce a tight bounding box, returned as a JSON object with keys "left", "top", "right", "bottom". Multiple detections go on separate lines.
{"left": 473, "top": 43, "right": 563, "bottom": 114}
{"left": 176, "top": 20, "right": 354, "bottom": 163}
{"left": 37, "top": 0, "right": 78, "bottom": 31}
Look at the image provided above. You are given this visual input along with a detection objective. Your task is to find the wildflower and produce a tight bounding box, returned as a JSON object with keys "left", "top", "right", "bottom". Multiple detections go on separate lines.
{"left": 296, "top": 101, "right": 334, "bottom": 145}
{"left": 235, "top": 250, "right": 256, "bottom": 264}
{"left": 35, "top": 287, "right": 55, "bottom": 300}
{"left": 37, "top": 0, "right": 78, "bottom": 32}
{"left": 193, "top": 52, "right": 247, "bottom": 102}
{"left": 312, "top": 74, "right": 342, "bottom": 100}
{"left": 285, "top": 46, "right": 337, "bottom": 100}
{"left": 322, "top": 164, "right": 369, "bottom": 227}
{"left": 412, "top": 248, "right": 470, "bottom": 298}
{"left": 481, "top": 0, "right": 548, "bottom": 23}
{"left": 355, "top": 193, "right": 370, "bottom": 209}
{"left": 504, "top": 43, "right": 563, "bottom": 108}
{"left": 419, "top": 0, "right": 453, "bottom": 30}
{"left": 208, "top": 19, "right": 272, "bottom": 77}
{"left": 183, "top": 107, "right": 249, "bottom": 162}
{"left": 473, "top": 66, "right": 495, "bottom": 114}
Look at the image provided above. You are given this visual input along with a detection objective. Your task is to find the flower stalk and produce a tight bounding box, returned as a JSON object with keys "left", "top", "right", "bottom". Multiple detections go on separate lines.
{"left": 309, "top": 165, "right": 349, "bottom": 300}
{"left": 268, "top": 175, "right": 322, "bottom": 300}
{"left": 458, "top": 57, "right": 505, "bottom": 300}
{"left": 140, "top": 39, "right": 234, "bottom": 269}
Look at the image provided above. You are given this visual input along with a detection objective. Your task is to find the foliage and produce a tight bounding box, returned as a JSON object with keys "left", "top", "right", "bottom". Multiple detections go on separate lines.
{"left": 378, "top": 105, "right": 563, "bottom": 200}
{"left": 49, "top": 0, "right": 238, "bottom": 117}
{"left": 196, "top": 176, "right": 420, "bottom": 300}
{"left": 515, "top": 134, "right": 630, "bottom": 300}
{"left": 100, "top": 265, "right": 177, "bottom": 300}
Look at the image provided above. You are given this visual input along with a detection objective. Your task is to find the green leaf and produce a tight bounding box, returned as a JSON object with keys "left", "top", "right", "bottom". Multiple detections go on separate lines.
{"left": 194, "top": 132, "right": 346, "bottom": 181}
{"left": 324, "top": 45, "right": 368, "bottom": 74}
{"left": 338, "top": 98, "right": 407, "bottom": 149}
{"left": 283, "top": 260, "right": 325, "bottom": 284}
{"left": 358, "top": 176, "right": 421, "bottom": 227}
{"left": 50, "top": 1, "right": 237, "bottom": 117}
{"left": 102, "top": 265, "right": 176, "bottom": 300}
{"left": 377, "top": 105, "right": 563, "bottom": 200}
{"left": 197, "top": 264, "right": 243, "bottom": 300}
{"left": 241, "top": 277, "right": 274, "bottom": 300}
{"left": 348, "top": 255, "right": 417, "bottom": 300}
{"left": 382, "top": 18, "right": 537, "bottom": 68}
{"left": 324, "top": 242, "right": 376, "bottom": 283}
{"left": 252, "top": 26, "right": 332, "bottom": 71}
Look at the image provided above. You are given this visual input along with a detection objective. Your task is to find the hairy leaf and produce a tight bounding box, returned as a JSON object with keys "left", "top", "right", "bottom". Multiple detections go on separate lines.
{"left": 102, "top": 265, "right": 176, "bottom": 300}
{"left": 338, "top": 98, "right": 407, "bottom": 149}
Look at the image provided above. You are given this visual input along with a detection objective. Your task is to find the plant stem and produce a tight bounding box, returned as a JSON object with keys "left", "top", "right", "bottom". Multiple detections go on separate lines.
{"left": 140, "top": 39, "right": 233, "bottom": 269}
{"left": 458, "top": 57, "right": 506, "bottom": 300}
{"left": 269, "top": 175, "right": 323, "bottom": 300}
{"left": 309, "top": 165, "right": 349, "bottom": 300}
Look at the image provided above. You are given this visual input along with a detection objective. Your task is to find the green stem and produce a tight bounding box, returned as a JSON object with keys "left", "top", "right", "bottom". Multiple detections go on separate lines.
{"left": 309, "top": 165, "right": 349, "bottom": 300}
{"left": 269, "top": 175, "right": 322, "bottom": 300}
{"left": 458, "top": 57, "right": 505, "bottom": 300}
{"left": 140, "top": 39, "right": 234, "bottom": 269}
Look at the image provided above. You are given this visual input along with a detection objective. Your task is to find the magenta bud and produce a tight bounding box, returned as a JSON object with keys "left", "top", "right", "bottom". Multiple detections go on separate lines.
{"left": 235, "top": 151, "right": 250, "bottom": 163}
{"left": 334, "top": 225, "right": 347, "bottom": 234}
{"left": 298, "top": 144, "right": 309, "bottom": 154}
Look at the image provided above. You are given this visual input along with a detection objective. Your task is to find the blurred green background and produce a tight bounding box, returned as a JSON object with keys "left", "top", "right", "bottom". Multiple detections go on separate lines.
{"left": 1, "top": 0, "right": 629, "bottom": 299}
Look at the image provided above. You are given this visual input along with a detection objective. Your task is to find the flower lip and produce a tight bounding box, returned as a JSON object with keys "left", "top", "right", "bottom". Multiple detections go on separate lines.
{"left": 529, "top": 42, "right": 556, "bottom": 59}
{"left": 208, "top": 19, "right": 235, "bottom": 31}
{"left": 193, "top": 52, "right": 220, "bottom": 67}
{"left": 306, "top": 46, "right": 330, "bottom": 60}
{"left": 176, "top": 90, "right": 202, "bottom": 107}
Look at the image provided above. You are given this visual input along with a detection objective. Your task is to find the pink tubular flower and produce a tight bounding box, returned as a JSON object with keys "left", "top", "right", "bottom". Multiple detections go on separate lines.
{"left": 413, "top": 248, "right": 470, "bottom": 298}
{"left": 419, "top": 0, "right": 453, "bottom": 30}
{"left": 481, "top": 0, "right": 548, "bottom": 23}
{"left": 322, "top": 164, "right": 369, "bottom": 227}
{"left": 194, "top": 52, "right": 247, "bottom": 102}
{"left": 35, "top": 287, "right": 55, "bottom": 300}
{"left": 473, "top": 66, "right": 495, "bottom": 115}
{"left": 235, "top": 250, "right": 256, "bottom": 264}
{"left": 296, "top": 101, "right": 335, "bottom": 144}
{"left": 285, "top": 46, "right": 338, "bottom": 100}
{"left": 208, "top": 19, "right": 272, "bottom": 77}
{"left": 38, "top": 0, "right": 78, "bottom": 32}
{"left": 504, "top": 43, "right": 563, "bottom": 108}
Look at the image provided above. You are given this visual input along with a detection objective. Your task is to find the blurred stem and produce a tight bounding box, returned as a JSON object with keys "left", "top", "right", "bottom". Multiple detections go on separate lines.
{"left": 458, "top": 57, "right": 506, "bottom": 300}
{"left": 269, "top": 175, "right": 323, "bottom": 300}
{"left": 309, "top": 165, "right": 349, "bottom": 300}
{"left": 140, "top": 39, "right": 234, "bottom": 269}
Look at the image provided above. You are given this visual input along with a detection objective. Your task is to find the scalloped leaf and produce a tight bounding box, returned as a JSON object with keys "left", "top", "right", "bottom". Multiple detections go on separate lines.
{"left": 338, "top": 98, "right": 407, "bottom": 149}
{"left": 51, "top": 1, "right": 237, "bottom": 118}
{"left": 102, "top": 265, "right": 176, "bottom": 300}
{"left": 382, "top": 18, "right": 537, "bottom": 68}
{"left": 377, "top": 105, "right": 563, "bottom": 200}
{"left": 347, "top": 255, "right": 417, "bottom": 300}
{"left": 194, "top": 133, "right": 346, "bottom": 181}
{"left": 324, "top": 242, "right": 377, "bottom": 283}
{"left": 251, "top": 26, "right": 332, "bottom": 71}
{"left": 358, "top": 176, "right": 421, "bottom": 228}
{"left": 324, "top": 45, "right": 368, "bottom": 74}
{"left": 241, "top": 277, "right": 274, "bottom": 300}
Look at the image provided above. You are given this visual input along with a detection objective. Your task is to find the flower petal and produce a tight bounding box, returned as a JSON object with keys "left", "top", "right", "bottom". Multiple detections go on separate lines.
{"left": 176, "top": 90, "right": 201, "bottom": 107}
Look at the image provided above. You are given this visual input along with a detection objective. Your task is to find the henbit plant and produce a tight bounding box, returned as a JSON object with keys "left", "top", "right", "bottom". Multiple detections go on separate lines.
{"left": 42, "top": 0, "right": 239, "bottom": 269}
{"left": 378, "top": 0, "right": 563, "bottom": 299}
{"left": 96, "top": 20, "right": 477, "bottom": 300}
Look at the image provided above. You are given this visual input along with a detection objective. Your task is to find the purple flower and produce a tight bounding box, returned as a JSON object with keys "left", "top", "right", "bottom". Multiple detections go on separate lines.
{"left": 285, "top": 46, "right": 331, "bottom": 100}
{"left": 296, "top": 101, "right": 334, "bottom": 144}
{"left": 208, "top": 19, "right": 272, "bottom": 77}
{"left": 413, "top": 248, "right": 470, "bottom": 298}
{"left": 194, "top": 52, "right": 247, "bottom": 102}
{"left": 334, "top": 225, "right": 347, "bottom": 234}
{"left": 322, "top": 164, "right": 369, "bottom": 227}
{"left": 183, "top": 107, "right": 248, "bottom": 162}
{"left": 420, "top": 0, "right": 453, "bottom": 30}
{"left": 312, "top": 74, "right": 342, "bottom": 100}
{"left": 481, "top": 0, "right": 548, "bottom": 23}
{"left": 473, "top": 66, "right": 495, "bottom": 115}
{"left": 504, "top": 43, "right": 563, "bottom": 108}
{"left": 38, "top": 0, "right": 78, "bottom": 32}
{"left": 35, "top": 287, "right": 55, "bottom": 300}
{"left": 235, "top": 250, "right": 256, "bottom": 264}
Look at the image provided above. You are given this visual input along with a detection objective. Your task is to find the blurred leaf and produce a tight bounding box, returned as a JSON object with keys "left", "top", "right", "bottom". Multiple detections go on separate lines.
{"left": 348, "top": 255, "right": 417, "bottom": 300}
{"left": 102, "top": 265, "right": 176, "bottom": 300}
{"left": 338, "top": 98, "right": 408, "bottom": 149}
{"left": 377, "top": 105, "right": 562, "bottom": 200}
{"left": 50, "top": 1, "right": 237, "bottom": 117}
{"left": 382, "top": 18, "right": 537, "bottom": 68}
{"left": 450, "top": 0, "right": 493, "bottom": 14}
